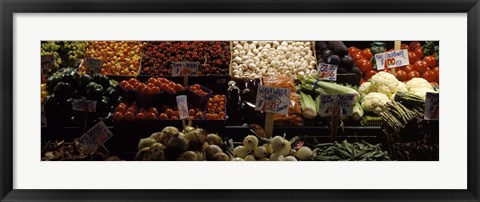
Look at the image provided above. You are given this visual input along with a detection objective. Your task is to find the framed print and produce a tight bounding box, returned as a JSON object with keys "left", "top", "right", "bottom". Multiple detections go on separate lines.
{"left": 1, "top": 0, "right": 479, "bottom": 201}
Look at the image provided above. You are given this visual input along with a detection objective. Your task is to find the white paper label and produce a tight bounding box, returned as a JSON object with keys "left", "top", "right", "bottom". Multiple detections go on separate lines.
{"left": 77, "top": 121, "right": 113, "bottom": 154}
{"left": 318, "top": 94, "right": 356, "bottom": 116}
{"left": 172, "top": 62, "right": 199, "bottom": 76}
{"left": 375, "top": 49, "right": 409, "bottom": 70}
{"left": 85, "top": 58, "right": 103, "bottom": 74}
{"left": 424, "top": 92, "right": 439, "bottom": 120}
{"left": 176, "top": 95, "right": 189, "bottom": 120}
{"left": 317, "top": 63, "right": 338, "bottom": 81}
{"left": 255, "top": 85, "right": 291, "bottom": 115}
{"left": 72, "top": 99, "right": 97, "bottom": 112}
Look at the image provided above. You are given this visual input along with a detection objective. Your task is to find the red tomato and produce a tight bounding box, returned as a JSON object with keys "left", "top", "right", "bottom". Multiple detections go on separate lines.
{"left": 362, "top": 48, "right": 373, "bottom": 60}
{"left": 350, "top": 52, "right": 365, "bottom": 61}
{"left": 171, "top": 116, "right": 179, "bottom": 120}
{"left": 135, "top": 83, "right": 146, "bottom": 92}
{"left": 151, "top": 86, "right": 161, "bottom": 94}
{"left": 124, "top": 111, "right": 136, "bottom": 122}
{"left": 432, "top": 66, "right": 439, "bottom": 82}
{"left": 146, "top": 112, "right": 157, "bottom": 120}
{"left": 357, "top": 60, "right": 373, "bottom": 73}
{"left": 407, "top": 70, "right": 420, "bottom": 80}
{"left": 136, "top": 112, "right": 146, "bottom": 120}
{"left": 408, "top": 51, "right": 419, "bottom": 64}
{"left": 120, "top": 80, "right": 128, "bottom": 88}
{"left": 403, "top": 64, "right": 414, "bottom": 73}
{"left": 139, "top": 108, "right": 146, "bottom": 114}
{"left": 189, "top": 109, "right": 196, "bottom": 116}
{"left": 395, "top": 70, "right": 407, "bottom": 82}
{"left": 348, "top": 46, "right": 361, "bottom": 55}
{"left": 364, "top": 70, "right": 377, "bottom": 80}
{"left": 414, "top": 60, "right": 428, "bottom": 74}
{"left": 423, "top": 56, "right": 436, "bottom": 68}
{"left": 147, "top": 77, "right": 156, "bottom": 84}
{"left": 422, "top": 69, "right": 436, "bottom": 82}
{"left": 409, "top": 42, "right": 421, "bottom": 51}
{"left": 148, "top": 107, "right": 159, "bottom": 115}
{"left": 414, "top": 46, "right": 424, "bottom": 60}
{"left": 158, "top": 113, "right": 168, "bottom": 120}
{"left": 165, "top": 109, "right": 173, "bottom": 118}
{"left": 430, "top": 81, "right": 439, "bottom": 87}
{"left": 113, "top": 112, "right": 124, "bottom": 121}
{"left": 401, "top": 43, "right": 409, "bottom": 50}
{"left": 124, "top": 84, "right": 134, "bottom": 92}
{"left": 115, "top": 105, "right": 127, "bottom": 114}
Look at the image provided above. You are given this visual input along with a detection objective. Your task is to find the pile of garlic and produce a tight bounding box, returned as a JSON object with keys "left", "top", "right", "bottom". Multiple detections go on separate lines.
{"left": 231, "top": 41, "right": 317, "bottom": 79}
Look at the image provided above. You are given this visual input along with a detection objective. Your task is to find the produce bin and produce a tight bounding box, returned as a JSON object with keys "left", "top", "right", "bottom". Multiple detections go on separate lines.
{"left": 186, "top": 85, "right": 212, "bottom": 109}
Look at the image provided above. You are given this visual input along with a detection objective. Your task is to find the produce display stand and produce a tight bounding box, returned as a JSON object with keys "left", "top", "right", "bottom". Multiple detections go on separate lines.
{"left": 41, "top": 40, "right": 439, "bottom": 161}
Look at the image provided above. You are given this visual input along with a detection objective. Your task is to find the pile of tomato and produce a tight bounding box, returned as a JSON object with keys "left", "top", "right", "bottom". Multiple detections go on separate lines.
{"left": 348, "top": 42, "right": 439, "bottom": 86}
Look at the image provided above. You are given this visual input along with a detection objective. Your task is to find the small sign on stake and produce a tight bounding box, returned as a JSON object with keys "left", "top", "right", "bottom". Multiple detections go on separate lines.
{"left": 76, "top": 121, "right": 113, "bottom": 154}
{"left": 85, "top": 58, "right": 103, "bottom": 74}
{"left": 72, "top": 99, "right": 97, "bottom": 112}
{"left": 424, "top": 92, "right": 439, "bottom": 120}
{"left": 318, "top": 94, "right": 356, "bottom": 116}
{"left": 317, "top": 63, "right": 338, "bottom": 81}
{"left": 172, "top": 62, "right": 199, "bottom": 76}
{"left": 176, "top": 95, "right": 189, "bottom": 120}
{"left": 254, "top": 85, "right": 291, "bottom": 115}
{"left": 375, "top": 49, "right": 409, "bottom": 70}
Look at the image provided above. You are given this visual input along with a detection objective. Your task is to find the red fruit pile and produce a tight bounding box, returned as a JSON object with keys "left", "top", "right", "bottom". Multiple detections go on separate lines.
{"left": 141, "top": 41, "right": 231, "bottom": 76}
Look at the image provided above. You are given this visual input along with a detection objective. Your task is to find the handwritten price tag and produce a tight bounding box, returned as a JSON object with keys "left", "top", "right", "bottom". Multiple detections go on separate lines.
{"left": 85, "top": 58, "right": 103, "bottom": 74}
{"left": 254, "top": 85, "right": 291, "bottom": 115}
{"left": 72, "top": 99, "right": 97, "bottom": 112}
{"left": 41, "top": 55, "right": 54, "bottom": 71}
{"left": 172, "top": 62, "right": 199, "bottom": 76}
{"left": 375, "top": 49, "right": 409, "bottom": 70}
{"left": 318, "top": 94, "right": 356, "bottom": 116}
{"left": 424, "top": 92, "right": 439, "bottom": 120}
{"left": 317, "top": 63, "right": 338, "bottom": 81}
{"left": 176, "top": 95, "right": 189, "bottom": 120}
{"left": 76, "top": 121, "right": 113, "bottom": 154}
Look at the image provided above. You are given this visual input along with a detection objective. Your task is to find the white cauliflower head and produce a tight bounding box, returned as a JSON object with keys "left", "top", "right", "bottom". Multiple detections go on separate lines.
{"left": 370, "top": 72, "right": 401, "bottom": 98}
{"left": 409, "top": 87, "right": 436, "bottom": 100}
{"left": 361, "top": 92, "right": 390, "bottom": 115}
{"left": 359, "top": 82, "right": 374, "bottom": 97}
{"left": 406, "top": 78, "right": 432, "bottom": 91}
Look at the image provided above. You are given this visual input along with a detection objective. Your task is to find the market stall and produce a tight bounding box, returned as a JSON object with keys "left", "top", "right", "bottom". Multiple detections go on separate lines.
{"left": 41, "top": 40, "right": 439, "bottom": 161}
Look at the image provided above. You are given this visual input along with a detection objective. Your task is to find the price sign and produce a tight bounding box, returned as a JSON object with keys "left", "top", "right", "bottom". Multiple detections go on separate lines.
{"left": 41, "top": 104, "right": 47, "bottom": 126}
{"left": 176, "top": 95, "right": 189, "bottom": 120}
{"left": 172, "top": 62, "right": 199, "bottom": 76}
{"left": 76, "top": 121, "right": 113, "bottom": 154}
{"left": 317, "top": 63, "right": 338, "bottom": 81}
{"left": 72, "top": 99, "right": 97, "bottom": 112}
{"left": 318, "top": 94, "right": 356, "bottom": 116}
{"left": 424, "top": 92, "right": 439, "bottom": 120}
{"left": 41, "top": 55, "right": 54, "bottom": 71}
{"left": 255, "top": 85, "right": 291, "bottom": 115}
{"left": 85, "top": 58, "right": 103, "bottom": 74}
{"left": 375, "top": 49, "right": 409, "bottom": 70}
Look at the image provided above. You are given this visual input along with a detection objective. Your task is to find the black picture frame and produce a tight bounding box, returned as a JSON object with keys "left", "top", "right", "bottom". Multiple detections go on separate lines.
{"left": 1, "top": 0, "right": 479, "bottom": 201}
